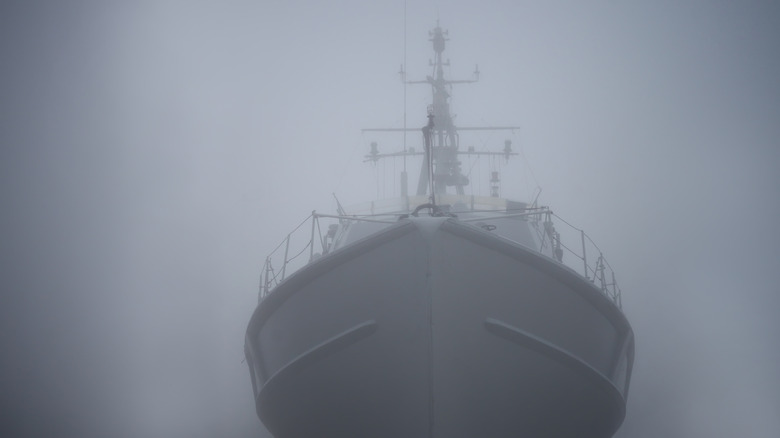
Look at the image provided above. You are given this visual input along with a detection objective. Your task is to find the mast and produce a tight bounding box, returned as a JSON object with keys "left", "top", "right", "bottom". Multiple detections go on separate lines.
{"left": 364, "top": 23, "right": 520, "bottom": 200}
{"left": 409, "top": 22, "right": 476, "bottom": 196}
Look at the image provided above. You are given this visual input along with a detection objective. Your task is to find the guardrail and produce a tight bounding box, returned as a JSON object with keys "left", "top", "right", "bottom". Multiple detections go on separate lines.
{"left": 530, "top": 208, "right": 622, "bottom": 307}
{"left": 258, "top": 212, "right": 395, "bottom": 301}
{"left": 258, "top": 207, "right": 622, "bottom": 308}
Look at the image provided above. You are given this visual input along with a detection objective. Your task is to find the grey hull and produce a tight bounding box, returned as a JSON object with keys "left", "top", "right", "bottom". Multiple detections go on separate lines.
{"left": 245, "top": 217, "right": 634, "bottom": 438}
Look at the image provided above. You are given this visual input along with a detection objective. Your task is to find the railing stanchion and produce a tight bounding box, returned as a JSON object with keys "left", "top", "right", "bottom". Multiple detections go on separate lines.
{"left": 309, "top": 211, "right": 317, "bottom": 262}
{"left": 598, "top": 253, "right": 606, "bottom": 292}
{"left": 257, "top": 258, "right": 268, "bottom": 303}
{"left": 612, "top": 271, "right": 618, "bottom": 303}
{"left": 281, "top": 234, "right": 290, "bottom": 281}
{"left": 263, "top": 258, "right": 271, "bottom": 298}
{"left": 581, "top": 229, "right": 588, "bottom": 280}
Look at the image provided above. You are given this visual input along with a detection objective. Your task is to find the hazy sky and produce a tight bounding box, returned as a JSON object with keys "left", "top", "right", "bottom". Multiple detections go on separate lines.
{"left": 1, "top": 1, "right": 778, "bottom": 437}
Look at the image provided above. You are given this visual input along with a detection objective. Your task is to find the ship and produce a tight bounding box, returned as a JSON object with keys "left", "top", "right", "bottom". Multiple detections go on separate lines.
{"left": 245, "top": 23, "right": 634, "bottom": 438}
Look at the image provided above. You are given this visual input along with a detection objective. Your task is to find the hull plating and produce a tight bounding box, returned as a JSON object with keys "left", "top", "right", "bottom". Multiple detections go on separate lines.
{"left": 245, "top": 218, "right": 634, "bottom": 438}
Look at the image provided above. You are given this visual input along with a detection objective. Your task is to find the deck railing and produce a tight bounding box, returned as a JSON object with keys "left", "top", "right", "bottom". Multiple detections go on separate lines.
{"left": 258, "top": 212, "right": 395, "bottom": 301}
{"left": 258, "top": 206, "right": 622, "bottom": 308}
{"left": 532, "top": 209, "right": 622, "bottom": 307}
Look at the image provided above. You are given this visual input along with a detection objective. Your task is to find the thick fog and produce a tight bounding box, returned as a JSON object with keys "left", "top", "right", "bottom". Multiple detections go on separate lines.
{"left": 1, "top": 1, "right": 778, "bottom": 437}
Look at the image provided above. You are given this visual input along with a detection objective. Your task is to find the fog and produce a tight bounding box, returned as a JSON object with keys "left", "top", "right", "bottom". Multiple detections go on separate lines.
{"left": 1, "top": 1, "right": 778, "bottom": 437}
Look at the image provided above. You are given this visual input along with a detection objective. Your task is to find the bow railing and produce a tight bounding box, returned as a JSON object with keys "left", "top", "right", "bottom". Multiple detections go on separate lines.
{"left": 528, "top": 208, "right": 622, "bottom": 307}
{"left": 258, "top": 212, "right": 394, "bottom": 301}
{"left": 258, "top": 205, "right": 622, "bottom": 308}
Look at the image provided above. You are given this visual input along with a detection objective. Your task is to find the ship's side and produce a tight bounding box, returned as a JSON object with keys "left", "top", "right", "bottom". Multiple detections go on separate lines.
{"left": 245, "top": 217, "right": 634, "bottom": 438}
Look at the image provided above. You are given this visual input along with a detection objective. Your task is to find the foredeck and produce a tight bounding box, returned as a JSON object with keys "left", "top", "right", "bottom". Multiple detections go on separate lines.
{"left": 257, "top": 195, "right": 623, "bottom": 308}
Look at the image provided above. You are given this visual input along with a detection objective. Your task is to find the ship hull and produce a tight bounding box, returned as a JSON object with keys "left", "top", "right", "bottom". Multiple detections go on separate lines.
{"left": 245, "top": 217, "right": 634, "bottom": 438}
